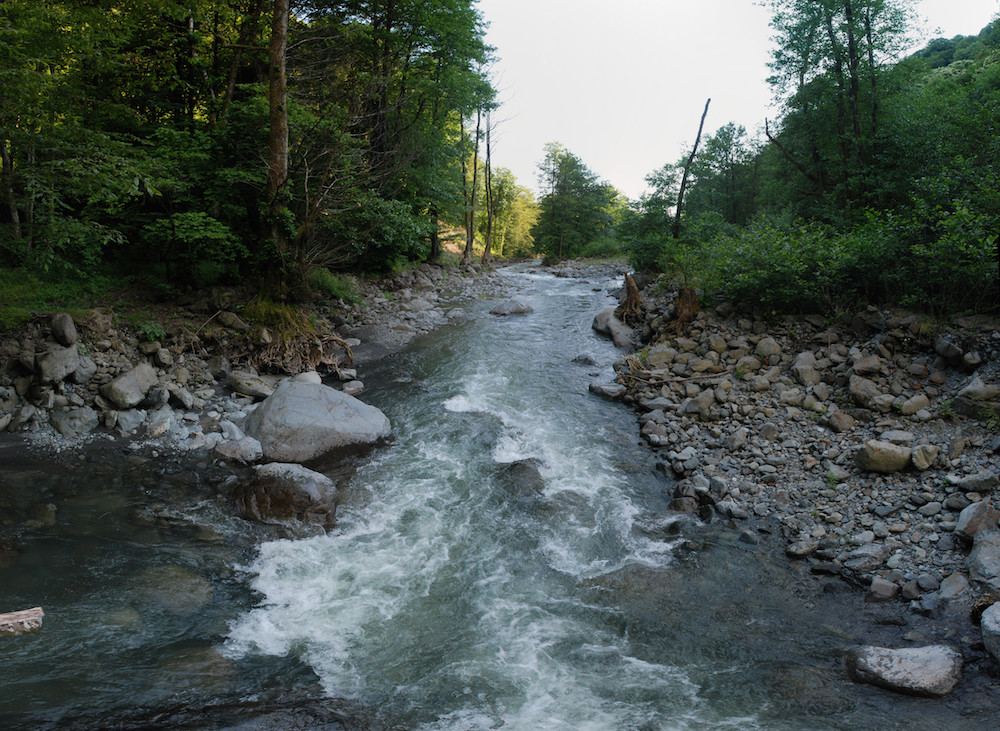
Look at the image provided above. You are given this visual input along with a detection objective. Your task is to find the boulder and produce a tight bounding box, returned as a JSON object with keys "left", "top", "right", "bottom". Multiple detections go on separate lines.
{"left": 228, "top": 370, "right": 275, "bottom": 400}
{"left": 901, "top": 394, "right": 930, "bottom": 416}
{"left": 49, "top": 406, "right": 100, "bottom": 438}
{"left": 101, "top": 363, "right": 158, "bottom": 409}
{"left": 50, "top": 313, "right": 78, "bottom": 346}
{"left": 969, "top": 529, "right": 1000, "bottom": 592}
{"left": 589, "top": 382, "right": 627, "bottom": 400}
{"left": 980, "top": 603, "right": 1000, "bottom": 662}
{"left": 243, "top": 381, "right": 391, "bottom": 463}
{"left": 827, "top": 411, "right": 855, "bottom": 434}
{"left": 791, "top": 351, "right": 821, "bottom": 386}
{"left": 489, "top": 300, "right": 533, "bottom": 316}
{"left": 911, "top": 444, "right": 939, "bottom": 471}
{"left": 755, "top": 337, "right": 781, "bottom": 359}
{"left": 35, "top": 344, "right": 80, "bottom": 385}
{"left": 854, "top": 440, "right": 911, "bottom": 473}
{"left": 235, "top": 462, "right": 339, "bottom": 535}
{"left": 215, "top": 436, "right": 264, "bottom": 464}
{"left": 592, "top": 307, "right": 635, "bottom": 349}
{"left": 70, "top": 355, "right": 98, "bottom": 385}
{"left": 845, "top": 645, "right": 962, "bottom": 697}
{"left": 955, "top": 500, "right": 1000, "bottom": 541}
{"left": 849, "top": 375, "right": 882, "bottom": 409}
{"left": 843, "top": 543, "right": 889, "bottom": 572}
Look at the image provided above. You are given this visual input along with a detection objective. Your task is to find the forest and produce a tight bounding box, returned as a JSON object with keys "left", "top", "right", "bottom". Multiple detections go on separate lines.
{"left": 1, "top": 0, "right": 998, "bottom": 326}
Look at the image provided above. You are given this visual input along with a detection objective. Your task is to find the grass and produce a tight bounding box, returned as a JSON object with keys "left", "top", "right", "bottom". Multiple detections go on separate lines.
{"left": 0, "top": 267, "right": 118, "bottom": 332}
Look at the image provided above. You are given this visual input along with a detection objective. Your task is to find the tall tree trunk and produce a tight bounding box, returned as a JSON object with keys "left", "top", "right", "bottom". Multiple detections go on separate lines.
{"left": 865, "top": 5, "right": 878, "bottom": 167}
{"left": 0, "top": 138, "right": 21, "bottom": 241}
{"left": 481, "top": 116, "right": 494, "bottom": 267}
{"left": 673, "top": 98, "right": 711, "bottom": 239}
{"left": 267, "top": 0, "right": 291, "bottom": 294}
{"left": 823, "top": 7, "right": 852, "bottom": 208}
{"left": 429, "top": 204, "right": 440, "bottom": 261}
{"left": 464, "top": 107, "right": 481, "bottom": 263}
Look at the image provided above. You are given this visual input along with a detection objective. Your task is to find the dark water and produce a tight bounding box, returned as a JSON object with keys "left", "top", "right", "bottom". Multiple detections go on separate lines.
{"left": 1, "top": 264, "right": 996, "bottom": 729}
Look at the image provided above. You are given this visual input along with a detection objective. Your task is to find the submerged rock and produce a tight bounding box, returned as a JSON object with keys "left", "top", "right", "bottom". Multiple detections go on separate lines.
{"left": 235, "top": 462, "right": 339, "bottom": 535}
{"left": 243, "top": 381, "right": 391, "bottom": 463}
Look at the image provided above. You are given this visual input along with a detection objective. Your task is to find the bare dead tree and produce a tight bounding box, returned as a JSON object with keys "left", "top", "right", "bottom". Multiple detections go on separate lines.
{"left": 673, "top": 98, "right": 710, "bottom": 239}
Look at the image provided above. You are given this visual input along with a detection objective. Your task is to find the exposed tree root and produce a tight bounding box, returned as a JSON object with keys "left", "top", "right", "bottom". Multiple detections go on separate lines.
{"left": 660, "top": 286, "right": 700, "bottom": 339}
{"left": 225, "top": 333, "right": 354, "bottom": 376}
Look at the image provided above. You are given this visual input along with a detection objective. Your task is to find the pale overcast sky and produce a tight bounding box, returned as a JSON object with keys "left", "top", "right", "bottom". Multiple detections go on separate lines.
{"left": 476, "top": 0, "right": 1000, "bottom": 200}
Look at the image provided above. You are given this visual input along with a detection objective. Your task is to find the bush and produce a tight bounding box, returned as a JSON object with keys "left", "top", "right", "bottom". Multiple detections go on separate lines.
{"left": 308, "top": 268, "right": 361, "bottom": 303}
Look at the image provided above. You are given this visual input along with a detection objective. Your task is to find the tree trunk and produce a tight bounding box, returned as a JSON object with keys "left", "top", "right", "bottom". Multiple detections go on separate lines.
{"left": 481, "top": 117, "right": 493, "bottom": 267}
{"left": 0, "top": 138, "right": 21, "bottom": 241}
{"left": 429, "top": 204, "right": 440, "bottom": 261}
{"left": 267, "top": 0, "right": 291, "bottom": 295}
{"left": 220, "top": 0, "right": 267, "bottom": 126}
{"left": 673, "top": 98, "right": 711, "bottom": 239}
{"left": 464, "top": 107, "right": 481, "bottom": 263}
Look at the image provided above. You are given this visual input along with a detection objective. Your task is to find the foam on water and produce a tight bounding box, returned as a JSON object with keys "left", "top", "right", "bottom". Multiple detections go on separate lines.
{"left": 225, "top": 267, "right": 766, "bottom": 729}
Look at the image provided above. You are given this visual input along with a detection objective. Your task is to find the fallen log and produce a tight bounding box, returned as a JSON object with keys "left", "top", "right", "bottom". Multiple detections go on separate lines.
{"left": 0, "top": 607, "right": 44, "bottom": 637}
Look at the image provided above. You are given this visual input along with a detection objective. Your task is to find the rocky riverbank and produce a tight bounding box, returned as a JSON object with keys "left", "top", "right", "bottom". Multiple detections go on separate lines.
{"left": 572, "top": 257, "right": 1000, "bottom": 697}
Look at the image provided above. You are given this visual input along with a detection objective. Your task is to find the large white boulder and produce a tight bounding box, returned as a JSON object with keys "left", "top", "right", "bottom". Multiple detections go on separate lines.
{"left": 845, "top": 645, "right": 963, "bottom": 697}
{"left": 243, "top": 381, "right": 391, "bottom": 463}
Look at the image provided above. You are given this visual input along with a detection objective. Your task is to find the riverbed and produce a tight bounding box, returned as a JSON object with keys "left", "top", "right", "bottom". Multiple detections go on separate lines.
{"left": 0, "top": 264, "right": 992, "bottom": 729}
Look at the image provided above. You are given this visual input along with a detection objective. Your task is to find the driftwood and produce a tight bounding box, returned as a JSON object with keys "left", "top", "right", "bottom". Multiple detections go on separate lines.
{"left": 0, "top": 607, "right": 44, "bottom": 637}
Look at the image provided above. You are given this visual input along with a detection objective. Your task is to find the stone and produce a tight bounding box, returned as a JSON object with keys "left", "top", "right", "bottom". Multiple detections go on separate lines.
{"left": 852, "top": 354, "right": 882, "bottom": 375}
{"left": 70, "top": 355, "right": 98, "bottom": 385}
{"left": 845, "top": 645, "right": 962, "bottom": 697}
{"left": 938, "top": 572, "right": 969, "bottom": 599}
{"left": 957, "top": 376, "right": 1000, "bottom": 402}
{"left": 849, "top": 375, "right": 883, "bottom": 409}
{"left": 215, "top": 436, "right": 264, "bottom": 464}
{"left": 592, "top": 307, "right": 635, "bottom": 349}
{"left": 956, "top": 471, "right": 999, "bottom": 493}
{"left": 724, "top": 427, "right": 748, "bottom": 451}
{"left": 589, "top": 382, "right": 627, "bottom": 400}
{"left": 911, "top": 444, "right": 939, "bottom": 472}
{"left": 867, "top": 577, "right": 899, "bottom": 602}
{"left": 827, "top": 412, "right": 855, "bottom": 433}
{"left": 879, "top": 429, "right": 914, "bottom": 445}
{"left": 101, "top": 363, "right": 158, "bottom": 409}
{"left": 645, "top": 344, "right": 676, "bottom": 368}
{"left": 50, "top": 313, "right": 78, "bottom": 346}
{"left": 969, "top": 529, "right": 1000, "bottom": 591}
{"left": 934, "top": 334, "right": 963, "bottom": 361}
{"left": 755, "top": 337, "right": 781, "bottom": 359}
{"left": 791, "top": 351, "right": 821, "bottom": 386}
{"left": 854, "top": 440, "right": 911, "bottom": 473}
{"left": 49, "top": 406, "right": 100, "bottom": 438}
{"left": 115, "top": 408, "right": 147, "bottom": 434}
{"left": 154, "top": 348, "right": 173, "bottom": 368}
{"left": 955, "top": 500, "right": 1000, "bottom": 540}
{"left": 342, "top": 380, "right": 364, "bottom": 397}
{"left": 292, "top": 371, "right": 323, "bottom": 384}
{"left": 901, "top": 394, "right": 930, "bottom": 416}
{"left": 843, "top": 543, "right": 889, "bottom": 572}
{"left": 980, "top": 603, "right": 1000, "bottom": 662}
{"left": 235, "top": 462, "right": 339, "bottom": 535}
{"left": 786, "top": 540, "right": 819, "bottom": 558}
{"left": 243, "top": 381, "right": 391, "bottom": 463}
{"left": 35, "top": 344, "right": 81, "bottom": 385}
{"left": 489, "top": 300, "right": 533, "bottom": 316}
{"left": 228, "top": 370, "right": 276, "bottom": 400}
{"left": 217, "top": 310, "right": 250, "bottom": 331}
{"left": 146, "top": 405, "right": 175, "bottom": 437}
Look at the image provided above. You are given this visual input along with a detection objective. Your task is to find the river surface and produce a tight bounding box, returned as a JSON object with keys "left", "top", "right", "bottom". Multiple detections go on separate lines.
{"left": 0, "top": 264, "right": 991, "bottom": 729}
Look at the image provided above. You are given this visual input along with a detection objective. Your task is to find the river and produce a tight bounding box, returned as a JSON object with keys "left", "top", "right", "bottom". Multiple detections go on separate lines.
{"left": 0, "top": 263, "right": 989, "bottom": 729}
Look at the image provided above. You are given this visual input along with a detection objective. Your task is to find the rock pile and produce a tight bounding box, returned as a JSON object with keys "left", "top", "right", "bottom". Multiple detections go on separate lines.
{"left": 587, "top": 274, "right": 1000, "bottom": 691}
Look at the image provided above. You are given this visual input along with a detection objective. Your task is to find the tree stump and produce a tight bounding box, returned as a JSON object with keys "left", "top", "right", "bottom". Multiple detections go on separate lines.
{"left": 615, "top": 273, "right": 644, "bottom": 327}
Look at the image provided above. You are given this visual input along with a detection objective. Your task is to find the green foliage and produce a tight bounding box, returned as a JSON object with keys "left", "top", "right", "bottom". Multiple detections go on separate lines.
{"left": 532, "top": 143, "right": 618, "bottom": 259}
{"left": 138, "top": 321, "right": 166, "bottom": 343}
{"left": 308, "top": 268, "right": 361, "bottom": 304}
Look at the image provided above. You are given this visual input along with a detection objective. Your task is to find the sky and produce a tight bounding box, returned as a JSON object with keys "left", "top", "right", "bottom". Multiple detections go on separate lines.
{"left": 476, "top": 0, "right": 1000, "bottom": 201}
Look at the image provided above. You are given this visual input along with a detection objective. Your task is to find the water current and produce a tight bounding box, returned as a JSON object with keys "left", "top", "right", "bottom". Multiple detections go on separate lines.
{"left": 0, "top": 263, "right": 989, "bottom": 729}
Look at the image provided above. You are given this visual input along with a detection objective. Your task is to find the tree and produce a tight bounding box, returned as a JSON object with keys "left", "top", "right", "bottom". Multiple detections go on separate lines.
{"left": 531, "top": 144, "right": 615, "bottom": 259}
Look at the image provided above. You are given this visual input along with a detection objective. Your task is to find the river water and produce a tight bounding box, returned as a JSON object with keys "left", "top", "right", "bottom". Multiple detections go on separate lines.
{"left": 0, "top": 264, "right": 990, "bottom": 729}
